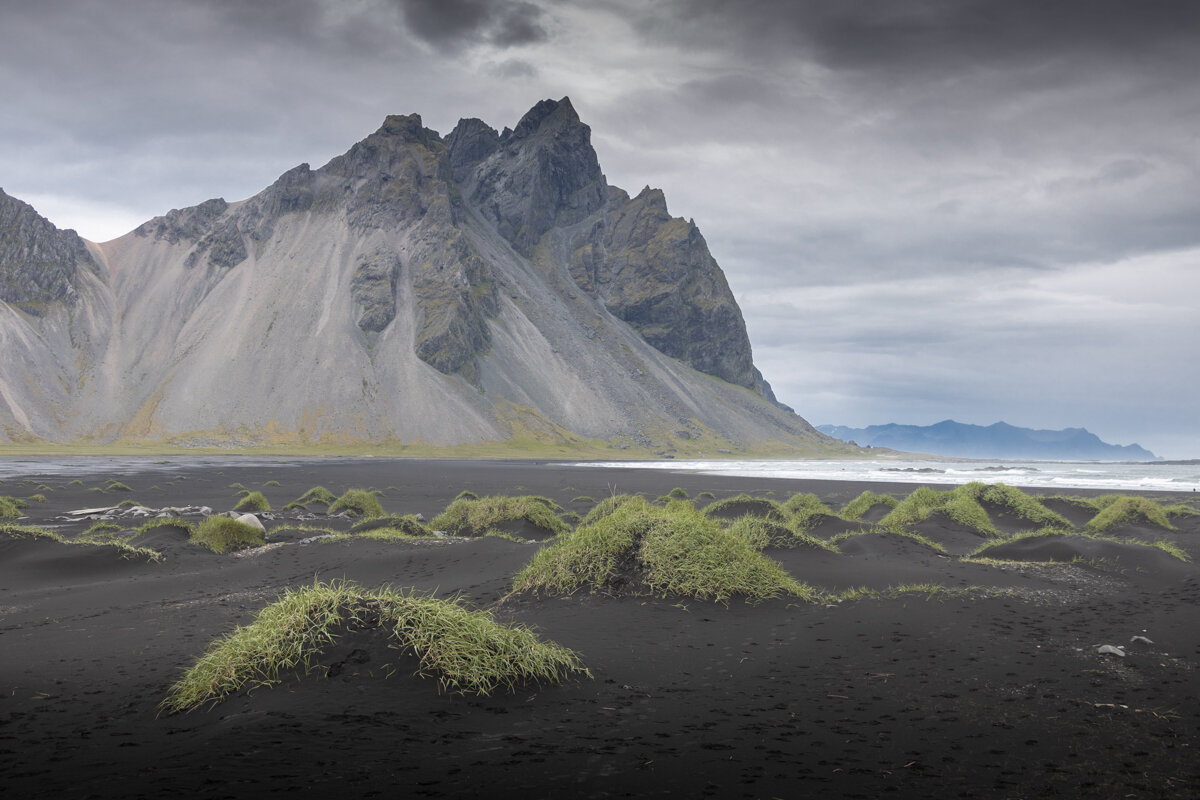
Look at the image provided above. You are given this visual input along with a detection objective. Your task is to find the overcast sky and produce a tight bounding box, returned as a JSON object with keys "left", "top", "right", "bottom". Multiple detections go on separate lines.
{"left": 3, "top": 0, "right": 1198, "bottom": 457}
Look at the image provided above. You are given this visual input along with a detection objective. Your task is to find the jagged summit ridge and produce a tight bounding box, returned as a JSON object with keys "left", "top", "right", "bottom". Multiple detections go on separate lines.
{"left": 0, "top": 99, "right": 830, "bottom": 453}
{"left": 0, "top": 188, "right": 98, "bottom": 311}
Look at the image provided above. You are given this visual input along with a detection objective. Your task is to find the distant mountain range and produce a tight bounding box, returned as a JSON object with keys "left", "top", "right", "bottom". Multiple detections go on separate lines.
{"left": 817, "top": 420, "right": 1159, "bottom": 461}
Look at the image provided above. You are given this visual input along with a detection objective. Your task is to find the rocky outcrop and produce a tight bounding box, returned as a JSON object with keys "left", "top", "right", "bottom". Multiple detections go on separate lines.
{"left": 0, "top": 189, "right": 95, "bottom": 312}
{"left": 350, "top": 248, "right": 401, "bottom": 334}
{"left": 568, "top": 186, "right": 760, "bottom": 392}
{"left": 455, "top": 98, "right": 606, "bottom": 257}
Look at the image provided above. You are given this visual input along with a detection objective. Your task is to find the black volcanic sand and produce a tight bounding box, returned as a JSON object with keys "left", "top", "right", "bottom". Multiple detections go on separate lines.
{"left": 2, "top": 458, "right": 1199, "bottom": 799}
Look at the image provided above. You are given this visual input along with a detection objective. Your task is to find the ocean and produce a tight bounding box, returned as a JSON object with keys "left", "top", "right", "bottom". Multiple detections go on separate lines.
{"left": 569, "top": 458, "right": 1200, "bottom": 493}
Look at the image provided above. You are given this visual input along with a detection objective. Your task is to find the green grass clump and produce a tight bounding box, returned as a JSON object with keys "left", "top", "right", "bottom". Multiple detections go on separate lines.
{"left": 667, "top": 487, "right": 689, "bottom": 500}
{"left": 879, "top": 485, "right": 999, "bottom": 537}
{"left": 1086, "top": 496, "right": 1175, "bottom": 532}
{"left": 579, "top": 493, "right": 643, "bottom": 525}
{"left": 513, "top": 497, "right": 816, "bottom": 603}
{"left": 264, "top": 480, "right": 281, "bottom": 487}
{"left": 328, "top": 489, "right": 385, "bottom": 518}
{"left": 0, "top": 495, "right": 27, "bottom": 518}
{"left": 285, "top": 486, "right": 338, "bottom": 510}
{"left": 348, "top": 514, "right": 432, "bottom": 538}
{"left": 970, "top": 483, "right": 1071, "bottom": 528}
{"left": 159, "top": 580, "right": 589, "bottom": 713}
{"left": 431, "top": 495, "right": 569, "bottom": 538}
{"left": 2, "top": 521, "right": 160, "bottom": 561}
{"left": 1163, "top": 503, "right": 1200, "bottom": 518}
{"left": 701, "top": 494, "right": 786, "bottom": 522}
{"left": 190, "top": 516, "right": 264, "bottom": 554}
{"left": 26, "top": 493, "right": 47, "bottom": 503}
{"left": 840, "top": 491, "right": 900, "bottom": 521}
{"left": 1, "top": 522, "right": 63, "bottom": 542}
{"left": 135, "top": 518, "right": 196, "bottom": 538}
{"left": 727, "top": 514, "right": 838, "bottom": 553}
{"left": 77, "top": 522, "right": 127, "bottom": 544}
{"left": 455, "top": 490, "right": 479, "bottom": 501}
{"left": 106, "top": 480, "right": 133, "bottom": 492}
{"left": 233, "top": 491, "right": 271, "bottom": 512}
{"left": 779, "top": 492, "right": 834, "bottom": 532}
{"left": 570, "top": 496, "right": 596, "bottom": 505}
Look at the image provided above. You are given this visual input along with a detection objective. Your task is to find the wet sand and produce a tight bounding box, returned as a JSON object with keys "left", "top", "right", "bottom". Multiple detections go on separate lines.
{"left": 2, "top": 458, "right": 1198, "bottom": 798}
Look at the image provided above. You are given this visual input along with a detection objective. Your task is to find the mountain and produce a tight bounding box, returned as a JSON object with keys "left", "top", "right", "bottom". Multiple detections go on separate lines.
{"left": 817, "top": 420, "right": 1158, "bottom": 461}
{"left": 0, "top": 98, "right": 841, "bottom": 455}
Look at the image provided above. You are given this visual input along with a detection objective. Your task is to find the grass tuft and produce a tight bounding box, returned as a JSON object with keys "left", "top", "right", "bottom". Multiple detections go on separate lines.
{"left": 348, "top": 514, "right": 432, "bottom": 538}
{"left": 287, "top": 486, "right": 338, "bottom": 509}
{"left": 190, "top": 516, "right": 264, "bottom": 554}
{"left": 328, "top": 489, "right": 385, "bottom": 518}
{"left": 513, "top": 497, "right": 818, "bottom": 603}
{"left": 159, "top": 580, "right": 589, "bottom": 713}
{"left": 432, "top": 495, "right": 569, "bottom": 538}
{"left": 2, "top": 521, "right": 161, "bottom": 561}
{"left": 0, "top": 495, "right": 27, "bottom": 518}
{"left": 839, "top": 491, "right": 900, "bottom": 521}
{"left": 879, "top": 484, "right": 999, "bottom": 537}
{"left": 1086, "top": 496, "right": 1175, "bottom": 532}
{"left": 701, "top": 494, "right": 786, "bottom": 522}
{"left": 233, "top": 491, "right": 271, "bottom": 513}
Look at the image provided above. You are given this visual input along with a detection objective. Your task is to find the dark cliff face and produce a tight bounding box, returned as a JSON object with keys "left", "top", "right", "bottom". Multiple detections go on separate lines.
{"left": 453, "top": 98, "right": 607, "bottom": 258}
{"left": 568, "top": 186, "right": 760, "bottom": 392}
{"left": 448, "top": 98, "right": 776, "bottom": 401}
{"left": 0, "top": 189, "right": 95, "bottom": 313}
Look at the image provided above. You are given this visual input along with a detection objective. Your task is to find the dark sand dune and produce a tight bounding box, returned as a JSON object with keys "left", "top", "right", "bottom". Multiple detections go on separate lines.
{"left": 978, "top": 533, "right": 1194, "bottom": 586}
{"left": 853, "top": 501, "right": 896, "bottom": 524}
{"left": 806, "top": 514, "right": 871, "bottom": 539}
{"left": 2, "top": 459, "right": 1198, "bottom": 799}
{"left": 909, "top": 511, "right": 997, "bottom": 555}
{"left": 1041, "top": 496, "right": 1101, "bottom": 528}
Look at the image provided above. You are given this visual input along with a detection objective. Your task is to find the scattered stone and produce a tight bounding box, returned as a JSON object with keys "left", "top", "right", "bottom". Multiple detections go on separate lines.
{"left": 235, "top": 514, "right": 265, "bottom": 533}
{"left": 1096, "top": 645, "right": 1126, "bottom": 657}
{"left": 1129, "top": 635, "right": 1154, "bottom": 645}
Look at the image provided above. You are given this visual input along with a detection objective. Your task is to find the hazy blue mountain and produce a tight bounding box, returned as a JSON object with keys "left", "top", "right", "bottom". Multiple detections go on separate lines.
{"left": 817, "top": 420, "right": 1158, "bottom": 461}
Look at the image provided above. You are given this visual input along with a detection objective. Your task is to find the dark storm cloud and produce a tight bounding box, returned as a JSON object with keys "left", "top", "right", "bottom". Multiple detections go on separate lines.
{"left": 394, "top": 0, "right": 547, "bottom": 49}
{"left": 644, "top": 0, "right": 1200, "bottom": 74}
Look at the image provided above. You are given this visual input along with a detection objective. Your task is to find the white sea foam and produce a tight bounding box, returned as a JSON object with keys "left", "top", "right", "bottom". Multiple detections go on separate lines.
{"left": 569, "top": 458, "right": 1200, "bottom": 493}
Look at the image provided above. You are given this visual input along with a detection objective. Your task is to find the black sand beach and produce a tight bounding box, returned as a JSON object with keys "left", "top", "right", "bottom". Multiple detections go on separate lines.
{"left": 2, "top": 458, "right": 1198, "bottom": 799}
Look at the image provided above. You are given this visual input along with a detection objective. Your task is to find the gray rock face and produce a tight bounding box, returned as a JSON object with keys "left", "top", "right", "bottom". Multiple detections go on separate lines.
{"left": 351, "top": 248, "right": 400, "bottom": 334}
{"left": 0, "top": 189, "right": 94, "bottom": 312}
{"left": 0, "top": 98, "right": 834, "bottom": 452}
{"left": 455, "top": 98, "right": 607, "bottom": 257}
{"left": 568, "top": 186, "right": 759, "bottom": 392}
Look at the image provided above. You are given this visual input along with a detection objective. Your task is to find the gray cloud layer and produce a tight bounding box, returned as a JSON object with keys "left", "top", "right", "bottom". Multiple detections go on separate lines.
{"left": 2, "top": 0, "right": 1197, "bottom": 456}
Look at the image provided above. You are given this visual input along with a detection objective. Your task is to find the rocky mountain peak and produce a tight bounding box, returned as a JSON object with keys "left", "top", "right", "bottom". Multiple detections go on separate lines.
{"left": 378, "top": 113, "right": 437, "bottom": 147}
{"left": 463, "top": 97, "right": 606, "bottom": 256}
{"left": 0, "top": 188, "right": 95, "bottom": 312}
{"left": 445, "top": 117, "right": 500, "bottom": 182}
{"left": 505, "top": 96, "right": 581, "bottom": 142}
